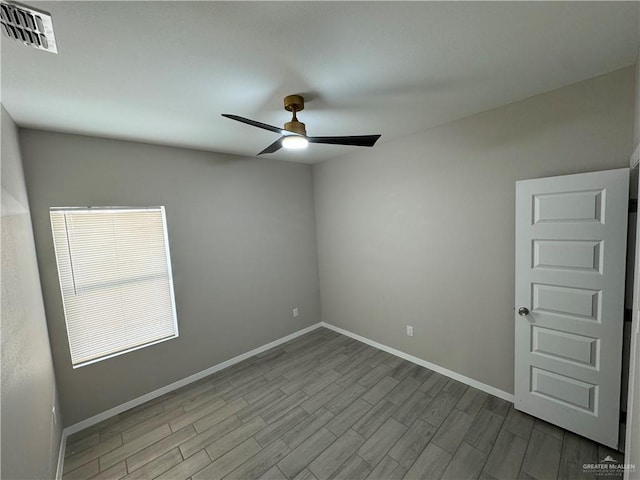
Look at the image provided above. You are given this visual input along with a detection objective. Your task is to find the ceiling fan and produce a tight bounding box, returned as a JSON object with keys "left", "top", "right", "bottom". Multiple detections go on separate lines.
{"left": 222, "top": 95, "right": 381, "bottom": 155}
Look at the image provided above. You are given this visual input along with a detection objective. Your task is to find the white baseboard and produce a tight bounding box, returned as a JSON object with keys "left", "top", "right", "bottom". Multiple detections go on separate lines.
{"left": 321, "top": 322, "right": 515, "bottom": 403}
{"left": 61, "top": 322, "right": 322, "bottom": 440}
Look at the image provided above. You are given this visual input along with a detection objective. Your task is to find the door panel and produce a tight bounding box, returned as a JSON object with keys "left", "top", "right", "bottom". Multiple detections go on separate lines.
{"left": 530, "top": 367, "right": 597, "bottom": 412}
{"left": 515, "top": 168, "right": 629, "bottom": 448}
{"left": 533, "top": 190, "right": 603, "bottom": 223}
{"left": 531, "top": 326, "right": 598, "bottom": 367}
{"left": 532, "top": 283, "right": 601, "bottom": 321}
{"left": 532, "top": 240, "right": 602, "bottom": 272}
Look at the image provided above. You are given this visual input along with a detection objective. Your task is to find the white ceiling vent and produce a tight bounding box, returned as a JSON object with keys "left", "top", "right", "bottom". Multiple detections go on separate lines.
{"left": 1, "top": 2, "right": 57, "bottom": 53}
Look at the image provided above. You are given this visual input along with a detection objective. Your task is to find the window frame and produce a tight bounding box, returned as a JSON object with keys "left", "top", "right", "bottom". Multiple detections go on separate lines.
{"left": 50, "top": 206, "right": 179, "bottom": 368}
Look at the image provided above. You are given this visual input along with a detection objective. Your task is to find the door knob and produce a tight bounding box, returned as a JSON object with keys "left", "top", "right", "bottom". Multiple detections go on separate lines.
{"left": 518, "top": 307, "right": 530, "bottom": 316}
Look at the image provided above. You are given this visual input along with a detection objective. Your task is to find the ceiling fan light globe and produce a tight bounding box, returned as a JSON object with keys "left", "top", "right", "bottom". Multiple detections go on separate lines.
{"left": 282, "top": 136, "right": 309, "bottom": 150}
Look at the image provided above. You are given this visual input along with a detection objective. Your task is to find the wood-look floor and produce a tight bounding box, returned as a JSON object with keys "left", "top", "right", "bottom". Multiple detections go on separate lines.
{"left": 62, "top": 327, "right": 623, "bottom": 480}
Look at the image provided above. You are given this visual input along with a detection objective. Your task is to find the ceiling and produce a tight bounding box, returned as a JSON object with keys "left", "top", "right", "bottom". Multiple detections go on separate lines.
{"left": 2, "top": 2, "right": 639, "bottom": 164}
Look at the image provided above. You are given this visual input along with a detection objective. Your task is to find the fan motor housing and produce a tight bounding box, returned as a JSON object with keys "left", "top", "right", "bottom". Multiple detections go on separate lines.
{"left": 284, "top": 120, "right": 306, "bottom": 136}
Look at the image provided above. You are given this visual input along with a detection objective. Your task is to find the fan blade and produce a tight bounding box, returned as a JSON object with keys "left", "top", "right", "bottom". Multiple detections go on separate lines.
{"left": 307, "top": 134, "right": 381, "bottom": 147}
{"left": 258, "top": 137, "right": 284, "bottom": 155}
{"left": 222, "top": 114, "right": 284, "bottom": 134}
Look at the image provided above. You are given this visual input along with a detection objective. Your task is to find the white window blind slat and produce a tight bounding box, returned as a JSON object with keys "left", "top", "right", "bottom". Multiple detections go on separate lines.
{"left": 50, "top": 207, "right": 178, "bottom": 367}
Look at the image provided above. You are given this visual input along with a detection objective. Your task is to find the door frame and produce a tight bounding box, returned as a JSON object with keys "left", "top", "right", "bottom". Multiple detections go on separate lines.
{"left": 625, "top": 145, "right": 640, "bottom": 476}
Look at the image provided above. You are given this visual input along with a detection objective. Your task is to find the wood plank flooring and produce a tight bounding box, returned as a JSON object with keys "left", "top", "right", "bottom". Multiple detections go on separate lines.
{"left": 62, "top": 327, "right": 623, "bottom": 480}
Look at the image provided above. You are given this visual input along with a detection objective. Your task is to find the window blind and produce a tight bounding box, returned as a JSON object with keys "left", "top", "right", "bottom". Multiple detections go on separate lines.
{"left": 50, "top": 207, "right": 178, "bottom": 367}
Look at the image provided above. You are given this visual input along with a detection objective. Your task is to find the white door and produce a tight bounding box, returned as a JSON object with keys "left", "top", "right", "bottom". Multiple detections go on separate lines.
{"left": 515, "top": 168, "right": 629, "bottom": 449}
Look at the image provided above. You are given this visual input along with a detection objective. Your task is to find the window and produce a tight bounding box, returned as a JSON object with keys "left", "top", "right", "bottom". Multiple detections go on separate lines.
{"left": 50, "top": 207, "right": 178, "bottom": 368}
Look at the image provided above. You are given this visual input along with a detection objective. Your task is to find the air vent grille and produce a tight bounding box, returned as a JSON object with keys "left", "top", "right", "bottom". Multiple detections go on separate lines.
{"left": 1, "top": 2, "right": 57, "bottom": 53}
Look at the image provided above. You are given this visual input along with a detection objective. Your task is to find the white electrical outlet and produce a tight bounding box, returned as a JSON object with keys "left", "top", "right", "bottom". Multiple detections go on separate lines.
{"left": 406, "top": 325, "right": 414, "bottom": 337}
{"left": 293, "top": 307, "right": 299, "bottom": 318}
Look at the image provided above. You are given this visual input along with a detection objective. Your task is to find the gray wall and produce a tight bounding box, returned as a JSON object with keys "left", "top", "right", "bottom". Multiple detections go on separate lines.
{"left": 313, "top": 67, "right": 635, "bottom": 395}
{"left": 20, "top": 131, "right": 321, "bottom": 426}
{"left": 1, "top": 107, "right": 62, "bottom": 479}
